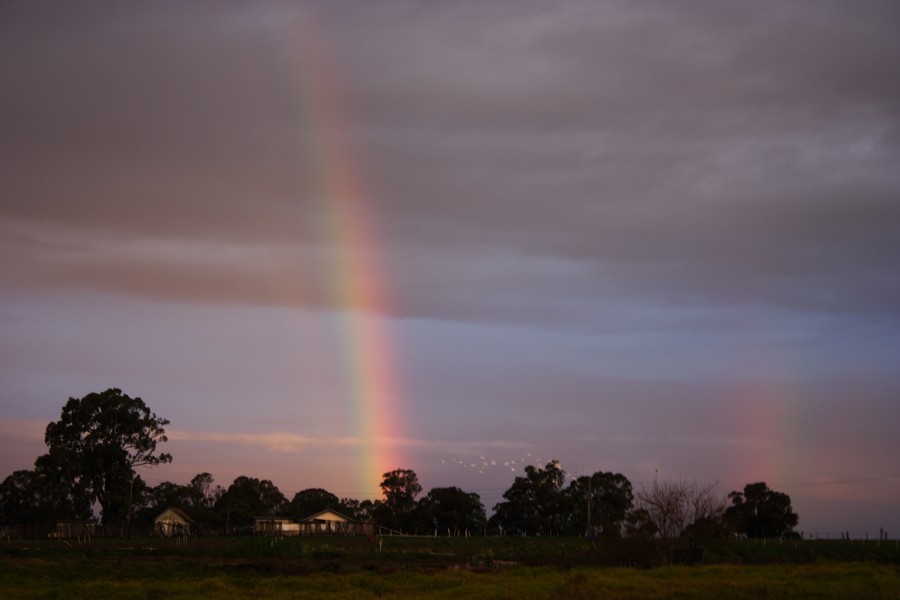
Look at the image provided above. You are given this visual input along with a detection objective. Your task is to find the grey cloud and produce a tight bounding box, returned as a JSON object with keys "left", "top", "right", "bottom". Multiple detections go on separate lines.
{"left": 2, "top": 0, "right": 898, "bottom": 327}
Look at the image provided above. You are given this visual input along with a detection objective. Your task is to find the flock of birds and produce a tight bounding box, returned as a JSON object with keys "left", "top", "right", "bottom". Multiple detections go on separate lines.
{"left": 440, "top": 453, "right": 545, "bottom": 475}
{"left": 439, "top": 455, "right": 594, "bottom": 488}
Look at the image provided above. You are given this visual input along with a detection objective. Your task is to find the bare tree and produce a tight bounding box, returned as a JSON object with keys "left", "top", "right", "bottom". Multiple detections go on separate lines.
{"left": 634, "top": 479, "right": 727, "bottom": 564}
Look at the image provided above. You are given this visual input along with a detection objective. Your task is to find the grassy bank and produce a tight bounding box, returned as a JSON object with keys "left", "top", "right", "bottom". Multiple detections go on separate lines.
{"left": 2, "top": 559, "right": 898, "bottom": 599}
{"left": 4, "top": 534, "right": 898, "bottom": 565}
{"left": 1, "top": 536, "right": 898, "bottom": 599}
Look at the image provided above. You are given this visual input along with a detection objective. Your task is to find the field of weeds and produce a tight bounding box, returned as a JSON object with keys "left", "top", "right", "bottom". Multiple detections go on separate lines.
{"left": 1, "top": 536, "right": 898, "bottom": 599}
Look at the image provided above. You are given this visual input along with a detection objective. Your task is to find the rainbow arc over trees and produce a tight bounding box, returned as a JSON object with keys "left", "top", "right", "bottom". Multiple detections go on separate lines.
{"left": 288, "top": 12, "right": 405, "bottom": 496}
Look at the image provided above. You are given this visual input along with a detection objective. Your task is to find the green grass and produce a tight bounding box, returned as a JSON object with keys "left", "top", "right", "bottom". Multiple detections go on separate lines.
{"left": 703, "top": 537, "right": 900, "bottom": 564}
{"left": 2, "top": 560, "right": 898, "bottom": 599}
{"left": 1, "top": 537, "right": 898, "bottom": 599}
{"left": 5, "top": 535, "right": 898, "bottom": 564}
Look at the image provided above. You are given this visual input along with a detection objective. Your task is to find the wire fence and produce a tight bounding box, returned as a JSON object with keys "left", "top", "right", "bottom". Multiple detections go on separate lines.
{"left": 0, "top": 521, "right": 378, "bottom": 540}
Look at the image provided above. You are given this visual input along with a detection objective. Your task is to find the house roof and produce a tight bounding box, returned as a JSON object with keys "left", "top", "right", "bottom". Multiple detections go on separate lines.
{"left": 302, "top": 509, "right": 354, "bottom": 523}
{"left": 155, "top": 507, "right": 194, "bottom": 523}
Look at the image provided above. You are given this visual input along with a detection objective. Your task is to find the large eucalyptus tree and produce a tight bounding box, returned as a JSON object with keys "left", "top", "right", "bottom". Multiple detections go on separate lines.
{"left": 43, "top": 388, "right": 172, "bottom": 524}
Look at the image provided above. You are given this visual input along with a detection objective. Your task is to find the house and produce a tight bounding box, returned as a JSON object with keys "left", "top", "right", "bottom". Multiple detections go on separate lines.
{"left": 303, "top": 508, "right": 352, "bottom": 525}
{"left": 253, "top": 510, "right": 374, "bottom": 536}
{"left": 301, "top": 509, "right": 374, "bottom": 536}
{"left": 254, "top": 516, "right": 300, "bottom": 536}
{"left": 154, "top": 507, "right": 194, "bottom": 536}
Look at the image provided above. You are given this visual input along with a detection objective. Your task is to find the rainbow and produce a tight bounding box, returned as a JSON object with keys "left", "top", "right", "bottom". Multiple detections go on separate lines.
{"left": 727, "top": 351, "right": 799, "bottom": 491}
{"left": 286, "top": 9, "right": 405, "bottom": 497}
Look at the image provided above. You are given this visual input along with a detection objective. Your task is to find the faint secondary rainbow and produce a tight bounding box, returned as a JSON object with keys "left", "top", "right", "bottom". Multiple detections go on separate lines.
{"left": 726, "top": 321, "right": 802, "bottom": 490}
{"left": 289, "top": 10, "right": 405, "bottom": 497}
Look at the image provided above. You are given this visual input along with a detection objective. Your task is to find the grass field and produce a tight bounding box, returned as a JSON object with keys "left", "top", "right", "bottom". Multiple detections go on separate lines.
{"left": 2, "top": 536, "right": 898, "bottom": 599}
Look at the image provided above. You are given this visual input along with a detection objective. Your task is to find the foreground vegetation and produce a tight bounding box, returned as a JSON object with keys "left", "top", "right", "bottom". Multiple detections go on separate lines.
{"left": 2, "top": 536, "right": 898, "bottom": 599}
{"left": 3, "top": 560, "right": 898, "bottom": 599}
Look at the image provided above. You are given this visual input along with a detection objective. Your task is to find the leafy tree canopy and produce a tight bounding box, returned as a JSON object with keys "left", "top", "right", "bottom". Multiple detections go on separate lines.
{"left": 0, "top": 451, "right": 95, "bottom": 527}
{"left": 490, "top": 460, "right": 568, "bottom": 536}
{"left": 725, "top": 481, "right": 799, "bottom": 539}
{"left": 188, "top": 472, "right": 222, "bottom": 511}
{"left": 380, "top": 468, "right": 423, "bottom": 510}
{"left": 340, "top": 498, "right": 377, "bottom": 523}
{"left": 566, "top": 471, "right": 634, "bottom": 536}
{"left": 0, "top": 471, "right": 39, "bottom": 525}
{"left": 42, "top": 388, "right": 171, "bottom": 524}
{"left": 416, "top": 486, "right": 487, "bottom": 535}
{"left": 287, "top": 488, "right": 341, "bottom": 520}
{"left": 378, "top": 468, "right": 422, "bottom": 532}
{"left": 215, "top": 476, "right": 286, "bottom": 529}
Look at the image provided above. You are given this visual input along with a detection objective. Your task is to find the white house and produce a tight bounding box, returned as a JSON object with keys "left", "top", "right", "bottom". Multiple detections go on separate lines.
{"left": 301, "top": 509, "right": 373, "bottom": 535}
{"left": 154, "top": 507, "right": 194, "bottom": 536}
{"left": 302, "top": 509, "right": 352, "bottom": 526}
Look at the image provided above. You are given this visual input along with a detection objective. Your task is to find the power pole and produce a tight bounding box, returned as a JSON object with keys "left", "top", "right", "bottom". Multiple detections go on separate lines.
{"left": 587, "top": 476, "right": 592, "bottom": 535}
{"left": 127, "top": 473, "right": 135, "bottom": 535}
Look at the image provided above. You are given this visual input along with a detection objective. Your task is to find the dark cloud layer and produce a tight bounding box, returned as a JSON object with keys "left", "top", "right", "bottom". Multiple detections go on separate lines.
{"left": 2, "top": 0, "right": 898, "bottom": 329}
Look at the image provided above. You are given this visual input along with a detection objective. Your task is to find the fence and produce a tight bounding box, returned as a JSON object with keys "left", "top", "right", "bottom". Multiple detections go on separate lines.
{"left": 1, "top": 523, "right": 157, "bottom": 540}
{"left": 254, "top": 520, "right": 375, "bottom": 537}
{"left": 2, "top": 520, "right": 376, "bottom": 539}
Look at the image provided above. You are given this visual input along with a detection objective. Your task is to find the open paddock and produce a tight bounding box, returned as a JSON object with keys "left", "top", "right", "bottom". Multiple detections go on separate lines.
{"left": 1, "top": 536, "right": 898, "bottom": 599}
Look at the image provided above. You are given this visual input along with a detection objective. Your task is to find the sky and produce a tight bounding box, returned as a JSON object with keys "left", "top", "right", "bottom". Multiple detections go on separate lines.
{"left": 1, "top": 0, "right": 898, "bottom": 536}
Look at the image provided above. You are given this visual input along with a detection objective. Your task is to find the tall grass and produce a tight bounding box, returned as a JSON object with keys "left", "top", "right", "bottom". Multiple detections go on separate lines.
{"left": 2, "top": 536, "right": 898, "bottom": 598}
{"left": 1, "top": 560, "right": 898, "bottom": 599}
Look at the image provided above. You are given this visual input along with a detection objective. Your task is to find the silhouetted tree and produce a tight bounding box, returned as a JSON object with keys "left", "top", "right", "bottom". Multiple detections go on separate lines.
{"left": 624, "top": 507, "right": 658, "bottom": 537}
{"left": 151, "top": 481, "right": 195, "bottom": 512}
{"left": 632, "top": 479, "right": 727, "bottom": 564}
{"left": 131, "top": 473, "right": 222, "bottom": 530}
{"left": 490, "top": 460, "right": 568, "bottom": 535}
{"left": 183, "top": 472, "right": 222, "bottom": 532}
{"left": 377, "top": 468, "right": 422, "bottom": 532}
{"left": 340, "top": 497, "right": 376, "bottom": 523}
{"left": 725, "top": 482, "right": 798, "bottom": 539}
{"left": 0, "top": 451, "right": 94, "bottom": 526}
{"left": 188, "top": 472, "right": 220, "bottom": 510}
{"left": 0, "top": 470, "right": 57, "bottom": 525}
{"left": 42, "top": 388, "right": 171, "bottom": 524}
{"left": 565, "top": 471, "right": 634, "bottom": 536}
{"left": 287, "top": 488, "right": 341, "bottom": 520}
{"left": 619, "top": 507, "right": 663, "bottom": 567}
{"left": 416, "top": 486, "right": 487, "bottom": 535}
{"left": 215, "top": 476, "right": 286, "bottom": 531}
{"left": 0, "top": 471, "right": 39, "bottom": 525}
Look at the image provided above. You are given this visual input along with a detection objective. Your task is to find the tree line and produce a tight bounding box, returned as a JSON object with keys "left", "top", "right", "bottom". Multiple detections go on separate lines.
{"left": 0, "top": 389, "right": 799, "bottom": 545}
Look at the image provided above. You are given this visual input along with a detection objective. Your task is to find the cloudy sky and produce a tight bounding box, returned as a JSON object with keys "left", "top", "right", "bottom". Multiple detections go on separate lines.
{"left": 2, "top": 0, "right": 898, "bottom": 535}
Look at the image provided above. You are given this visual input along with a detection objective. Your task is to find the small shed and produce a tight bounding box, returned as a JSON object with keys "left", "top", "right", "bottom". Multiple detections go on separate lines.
{"left": 154, "top": 507, "right": 194, "bottom": 536}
